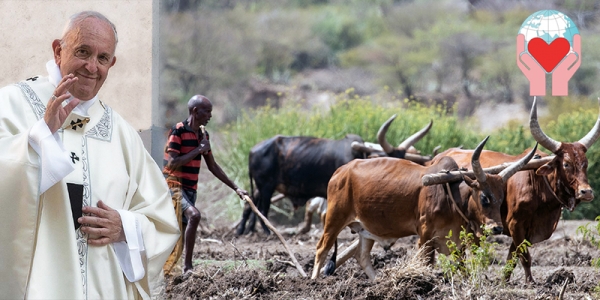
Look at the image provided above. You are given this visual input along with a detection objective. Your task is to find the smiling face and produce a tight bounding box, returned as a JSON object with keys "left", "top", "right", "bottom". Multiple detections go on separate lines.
{"left": 52, "top": 17, "right": 117, "bottom": 100}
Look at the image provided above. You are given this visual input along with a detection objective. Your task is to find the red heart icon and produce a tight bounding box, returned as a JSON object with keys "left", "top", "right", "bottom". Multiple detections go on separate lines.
{"left": 527, "top": 37, "right": 570, "bottom": 73}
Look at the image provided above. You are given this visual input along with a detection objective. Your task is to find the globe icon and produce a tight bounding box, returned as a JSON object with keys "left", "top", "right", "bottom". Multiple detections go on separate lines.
{"left": 518, "top": 10, "right": 579, "bottom": 52}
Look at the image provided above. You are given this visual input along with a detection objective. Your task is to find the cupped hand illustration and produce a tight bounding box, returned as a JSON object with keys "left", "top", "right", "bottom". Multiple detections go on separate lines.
{"left": 516, "top": 34, "right": 546, "bottom": 96}
{"left": 552, "top": 34, "right": 581, "bottom": 96}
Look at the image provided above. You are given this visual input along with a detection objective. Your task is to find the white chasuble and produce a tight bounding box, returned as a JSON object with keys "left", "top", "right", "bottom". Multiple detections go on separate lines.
{"left": 0, "top": 77, "right": 179, "bottom": 299}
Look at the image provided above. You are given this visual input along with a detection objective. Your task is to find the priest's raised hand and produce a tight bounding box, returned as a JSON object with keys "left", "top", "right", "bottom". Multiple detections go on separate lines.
{"left": 43, "top": 73, "right": 80, "bottom": 133}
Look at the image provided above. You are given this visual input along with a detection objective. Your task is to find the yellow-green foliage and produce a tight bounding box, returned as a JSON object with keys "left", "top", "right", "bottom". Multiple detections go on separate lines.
{"left": 437, "top": 227, "right": 497, "bottom": 288}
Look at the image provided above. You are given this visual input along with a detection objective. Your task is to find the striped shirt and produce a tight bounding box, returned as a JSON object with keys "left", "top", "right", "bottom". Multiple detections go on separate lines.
{"left": 162, "top": 120, "right": 210, "bottom": 190}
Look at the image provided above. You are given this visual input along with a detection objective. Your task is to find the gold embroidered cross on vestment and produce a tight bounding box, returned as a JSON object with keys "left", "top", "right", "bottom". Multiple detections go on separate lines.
{"left": 65, "top": 117, "right": 90, "bottom": 130}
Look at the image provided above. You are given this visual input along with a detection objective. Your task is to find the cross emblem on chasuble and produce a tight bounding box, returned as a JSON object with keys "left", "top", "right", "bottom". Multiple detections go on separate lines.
{"left": 66, "top": 118, "right": 90, "bottom": 130}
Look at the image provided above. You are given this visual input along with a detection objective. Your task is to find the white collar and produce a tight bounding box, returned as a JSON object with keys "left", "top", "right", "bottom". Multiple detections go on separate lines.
{"left": 46, "top": 60, "right": 97, "bottom": 115}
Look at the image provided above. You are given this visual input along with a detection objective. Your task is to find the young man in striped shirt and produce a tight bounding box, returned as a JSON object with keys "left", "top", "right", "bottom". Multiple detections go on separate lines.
{"left": 163, "top": 95, "right": 248, "bottom": 273}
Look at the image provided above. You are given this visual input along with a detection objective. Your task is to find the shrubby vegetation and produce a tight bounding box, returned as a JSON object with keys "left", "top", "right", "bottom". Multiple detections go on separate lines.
{"left": 437, "top": 228, "right": 498, "bottom": 289}
{"left": 161, "top": 0, "right": 600, "bottom": 125}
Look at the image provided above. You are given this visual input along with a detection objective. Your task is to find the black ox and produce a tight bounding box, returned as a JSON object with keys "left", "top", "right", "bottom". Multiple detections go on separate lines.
{"left": 236, "top": 115, "right": 434, "bottom": 235}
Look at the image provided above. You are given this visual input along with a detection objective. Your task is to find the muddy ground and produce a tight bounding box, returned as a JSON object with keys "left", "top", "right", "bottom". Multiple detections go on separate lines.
{"left": 161, "top": 209, "right": 600, "bottom": 300}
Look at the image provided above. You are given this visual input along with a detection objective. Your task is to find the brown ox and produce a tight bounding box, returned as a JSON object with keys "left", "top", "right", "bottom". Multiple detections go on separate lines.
{"left": 311, "top": 137, "right": 537, "bottom": 280}
{"left": 430, "top": 97, "right": 600, "bottom": 283}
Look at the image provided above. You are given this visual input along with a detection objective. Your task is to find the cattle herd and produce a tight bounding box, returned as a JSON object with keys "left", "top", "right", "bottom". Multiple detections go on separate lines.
{"left": 235, "top": 97, "right": 600, "bottom": 283}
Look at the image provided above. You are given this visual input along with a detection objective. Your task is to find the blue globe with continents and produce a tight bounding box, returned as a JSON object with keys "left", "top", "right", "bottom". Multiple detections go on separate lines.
{"left": 518, "top": 10, "right": 579, "bottom": 51}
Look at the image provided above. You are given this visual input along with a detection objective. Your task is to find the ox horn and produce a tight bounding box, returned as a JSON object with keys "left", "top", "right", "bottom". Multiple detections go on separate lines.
{"left": 471, "top": 136, "right": 489, "bottom": 183}
{"left": 351, "top": 141, "right": 374, "bottom": 153}
{"left": 530, "top": 97, "right": 561, "bottom": 153}
{"left": 398, "top": 119, "right": 433, "bottom": 151}
{"left": 432, "top": 145, "right": 441, "bottom": 157}
{"left": 578, "top": 97, "right": 600, "bottom": 150}
{"left": 498, "top": 143, "right": 538, "bottom": 183}
{"left": 377, "top": 114, "right": 397, "bottom": 154}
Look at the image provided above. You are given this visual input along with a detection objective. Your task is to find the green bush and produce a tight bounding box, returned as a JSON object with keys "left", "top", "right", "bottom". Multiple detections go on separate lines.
{"left": 437, "top": 227, "right": 497, "bottom": 288}
{"left": 312, "top": 10, "right": 364, "bottom": 54}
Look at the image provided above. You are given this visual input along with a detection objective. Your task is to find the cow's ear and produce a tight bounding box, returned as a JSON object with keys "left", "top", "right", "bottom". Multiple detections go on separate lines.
{"left": 536, "top": 164, "right": 554, "bottom": 176}
{"left": 463, "top": 176, "right": 479, "bottom": 189}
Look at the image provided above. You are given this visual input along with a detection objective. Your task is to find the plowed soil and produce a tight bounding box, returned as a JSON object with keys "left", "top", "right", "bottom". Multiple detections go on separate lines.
{"left": 161, "top": 215, "right": 600, "bottom": 300}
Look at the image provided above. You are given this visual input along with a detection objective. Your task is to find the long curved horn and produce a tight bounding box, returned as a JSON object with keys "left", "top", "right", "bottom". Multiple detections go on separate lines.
{"left": 530, "top": 97, "right": 561, "bottom": 153}
{"left": 377, "top": 114, "right": 397, "bottom": 154}
{"left": 363, "top": 142, "right": 383, "bottom": 151}
{"left": 498, "top": 143, "right": 538, "bottom": 183}
{"left": 398, "top": 120, "right": 433, "bottom": 150}
{"left": 578, "top": 97, "right": 600, "bottom": 149}
{"left": 471, "top": 136, "right": 489, "bottom": 183}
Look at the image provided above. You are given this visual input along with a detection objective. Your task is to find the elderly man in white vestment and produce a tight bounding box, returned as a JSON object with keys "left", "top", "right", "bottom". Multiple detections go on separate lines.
{"left": 0, "top": 11, "right": 179, "bottom": 299}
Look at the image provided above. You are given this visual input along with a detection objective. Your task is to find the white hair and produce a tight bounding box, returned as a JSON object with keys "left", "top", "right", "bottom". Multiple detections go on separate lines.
{"left": 60, "top": 11, "right": 118, "bottom": 49}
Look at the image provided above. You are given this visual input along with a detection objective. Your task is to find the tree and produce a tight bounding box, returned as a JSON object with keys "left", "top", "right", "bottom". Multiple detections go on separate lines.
{"left": 163, "top": 0, "right": 202, "bottom": 12}
{"left": 440, "top": 32, "right": 489, "bottom": 116}
{"left": 160, "top": 11, "right": 258, "bottom": 124}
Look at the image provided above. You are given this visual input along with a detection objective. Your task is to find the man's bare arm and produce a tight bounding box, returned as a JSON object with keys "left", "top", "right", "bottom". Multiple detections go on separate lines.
{"left": 165, "top": 138, "right": 211, "bottom": 170}
{"left": 204, "top": 152, "right": 248, "bottom": 198}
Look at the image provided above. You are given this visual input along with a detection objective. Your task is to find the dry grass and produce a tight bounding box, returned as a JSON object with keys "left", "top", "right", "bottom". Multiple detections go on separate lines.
{"left": 363, "top": 246, "right": 440, "bottom": 299}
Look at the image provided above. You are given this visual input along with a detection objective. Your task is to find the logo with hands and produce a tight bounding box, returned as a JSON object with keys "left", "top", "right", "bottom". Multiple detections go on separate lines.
{"left": 517, "top": 10, "right": 580, "bottom": 96}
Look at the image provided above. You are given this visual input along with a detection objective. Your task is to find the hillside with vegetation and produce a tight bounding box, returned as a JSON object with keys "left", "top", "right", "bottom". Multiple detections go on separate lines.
{"left": 159, "top": 0, "right": 600, "bottom": 220}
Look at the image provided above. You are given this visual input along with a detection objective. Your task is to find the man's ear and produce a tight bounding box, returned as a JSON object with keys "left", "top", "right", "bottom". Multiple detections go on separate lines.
{"left": 52, "top": 39, "right": 62, "bottom": 65}
{"left": 110, "top": 56, "right": 117, "bottom": 67}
